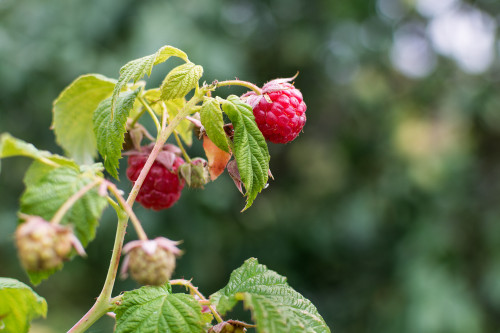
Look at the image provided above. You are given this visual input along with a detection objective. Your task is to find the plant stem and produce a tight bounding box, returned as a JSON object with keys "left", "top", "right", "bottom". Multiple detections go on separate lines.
{"left": 173, "top": 131, "right": 191, "bottom": 163}
{"left": 67, "top": 215, "right": 127, "bottom": 333}
{"left": 107, "top": 183, "right": 148, "bottom": 241}
{"left": 139, "top": 96, "right": 161, "bottom": 134}
{"left": 128, "top": 107, "right": 146, "bottom": 129}
{"left": 170, "top": 279, "right": 224, "bottom": 323}
{"left": 51, "top": 179, "right": 101, "bottom": 225}
{"left": 216, "top": 80, "right": 262, "bottom": 95}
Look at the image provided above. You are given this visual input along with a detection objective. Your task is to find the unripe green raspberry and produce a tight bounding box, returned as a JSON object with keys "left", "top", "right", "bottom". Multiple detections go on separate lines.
{"left": 122, "top": 238, "right": 182, "bottom": 286}
{"left": 15, "top": 216, "right": 85, "bottom": 271}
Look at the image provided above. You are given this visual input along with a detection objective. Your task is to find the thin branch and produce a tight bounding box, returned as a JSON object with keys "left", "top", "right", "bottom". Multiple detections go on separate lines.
{"left": 170, "top": 279, "right": 224, "bottom": 323}
{"left": 51, "top": 179, "right": 101, "bottom": 225}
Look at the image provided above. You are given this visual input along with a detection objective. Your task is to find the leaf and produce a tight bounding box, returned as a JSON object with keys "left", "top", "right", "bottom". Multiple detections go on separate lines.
{"left": 161, "top": 62, "right": 204, "bottom": 101}
{"left": 20, "top": 166, "right": 108, "bottom": 284}
{"left": 115, "top": 284, "right": 205, "bottom": 333}
{"left": 210, "top": 258, "right": 331, "bottom": 333}
{"left": 0, "top": 278, "right": 47, "bottom": 333}
{"left": 200, "top": 97, "right": 229, "bottom": 152}
{"left": 93, "top": 89, "right": 140, "bottom": 179}
{"left": 111, "top": 45, "right": 189, "bottom": 116}
{"left": 0, "top": 133, "right": 79, "bottom": 174}
{"left": 142, "top": 88, "right": 163, "bottom": 114}
{"left": 221, "top": 96, "right": 270, "bottom": 210}
{"left": 203, "top": 135, "right": 231, "bottom": 181}
{"left": 52, "top": 74, "right": 116, "bottom": 165}
{"left": 165, "top": 98, "right": 193, "bottom": 146}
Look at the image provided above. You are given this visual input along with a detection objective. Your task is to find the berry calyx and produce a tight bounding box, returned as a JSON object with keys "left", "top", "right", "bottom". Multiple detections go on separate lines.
{"left": 243, "top": 77, "right": 306, "bottom": 144}
{"left": 126, "top": 145, "right": 185, "bottom": 210}
{"left": 121, "top": 237, "right": 182, "bottom": 286}
{"left": 15, "top": 216, "right": 85, "bottom": 272}
{"left": 179, "top": 158, "right": 210, "bottom": 189}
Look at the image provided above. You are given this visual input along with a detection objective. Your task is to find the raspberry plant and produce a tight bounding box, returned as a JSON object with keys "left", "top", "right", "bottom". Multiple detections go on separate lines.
{"left": 0, "top": 45, "right": 329, "bottom": 333}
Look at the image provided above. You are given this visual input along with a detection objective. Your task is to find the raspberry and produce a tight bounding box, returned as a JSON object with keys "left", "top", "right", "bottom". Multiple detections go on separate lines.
{"left": 126, "top": 150, "right": 185, "bottom": 210}
{"left": 122, "top": 237, "right": 182, "bottom": 286}
{"left": 15, "top": 216, "right": 85, "bottom": 272}
{"left": 243, "top": 77, "right": 306, "bottom": 144}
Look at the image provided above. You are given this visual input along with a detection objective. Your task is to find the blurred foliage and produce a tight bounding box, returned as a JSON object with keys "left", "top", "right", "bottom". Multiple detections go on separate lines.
{"left": 1, "top": 0, "right": 500, "bottom": 332}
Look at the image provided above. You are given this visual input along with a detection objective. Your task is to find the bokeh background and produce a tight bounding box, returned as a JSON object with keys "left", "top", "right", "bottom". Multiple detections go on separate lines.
{"left": 1, "top": 0, "right": 500, "bottom": 332}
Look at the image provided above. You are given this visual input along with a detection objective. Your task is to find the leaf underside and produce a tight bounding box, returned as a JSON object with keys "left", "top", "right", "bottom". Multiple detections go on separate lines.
{"left": 52, "top": 74, "right": 116, "bottom": 165}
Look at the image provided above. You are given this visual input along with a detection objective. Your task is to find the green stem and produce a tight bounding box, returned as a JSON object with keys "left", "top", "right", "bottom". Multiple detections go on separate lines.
{"left": 67, "top": 215, "right": 127, "bottom": 333}
{"left": 173, "top": 131, "right": 191, "bottom": 163}
{"left": 107, "top": 183, "right": 148, "bottom": 241}
{"left": 216, "top": 80, "right": 262, "bottom": 95}
{"left": 51, "top": 179, "right": 101, "bottom": 225}
{"left": 128, "top": 107, "right": 146, "bottom": 129}
{"left": 139, "top": 96, "right": 161, "bottom": 134}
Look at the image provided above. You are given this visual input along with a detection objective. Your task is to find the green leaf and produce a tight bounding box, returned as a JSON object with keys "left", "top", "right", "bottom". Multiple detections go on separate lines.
{"left": 20, "top": 166, "right": 108, "bottom": 284}
{"left": 93, "top": 89, "right": 140, "bottom": 179}
{"left": 0, "top": 278, "right": 47, "bottom": 333}
{"left": 221, "top": 96, "right": 270, "bottom": 210}
{"left": 0, "top": 133, "right": 79, "bottom": 174}
{"left": 210, "top": 258, "right": 330, "bottom": 333}
{"left": 115, "top": 284, "right": 205, "bottom": 333}
{"left": 200, "top": 97, "right": 229, "bottom": 152}
{"left": 52, "top": 74, "right": 116, "bottom": 165}
{"left": 111, "top": 45, "right": 189, "bottom": 116}
{"left": 160, "top": 62, "right": 204, "bottom": 101}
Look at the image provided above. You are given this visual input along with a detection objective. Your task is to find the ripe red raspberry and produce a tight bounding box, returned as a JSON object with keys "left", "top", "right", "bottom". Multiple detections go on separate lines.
{"left": 126, "top": 149, "right": 185, "bottom": 210}
{"left": 243, "top": 77, "right": 306, "bottom": 144}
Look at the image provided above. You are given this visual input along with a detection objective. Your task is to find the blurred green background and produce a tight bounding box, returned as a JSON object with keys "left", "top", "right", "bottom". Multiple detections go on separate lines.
{"left": 2, "top": 0, "right": 500, "bottom": 332}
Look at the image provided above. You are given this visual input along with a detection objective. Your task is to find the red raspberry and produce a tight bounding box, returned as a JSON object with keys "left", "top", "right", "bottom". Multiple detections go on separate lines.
{"left": 243, "top": 77, "right": 306, "bottom": 144}
{"left": 126, "top": 152, "right": 185, "bottom": 210}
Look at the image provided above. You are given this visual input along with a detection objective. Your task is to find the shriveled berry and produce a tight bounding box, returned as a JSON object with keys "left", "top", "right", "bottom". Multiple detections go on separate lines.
{"left": 243, "top": 77, "right": 306, "bottom": 144}
{"left": 126, "top": 152, "right": 185, "bottom": 210}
